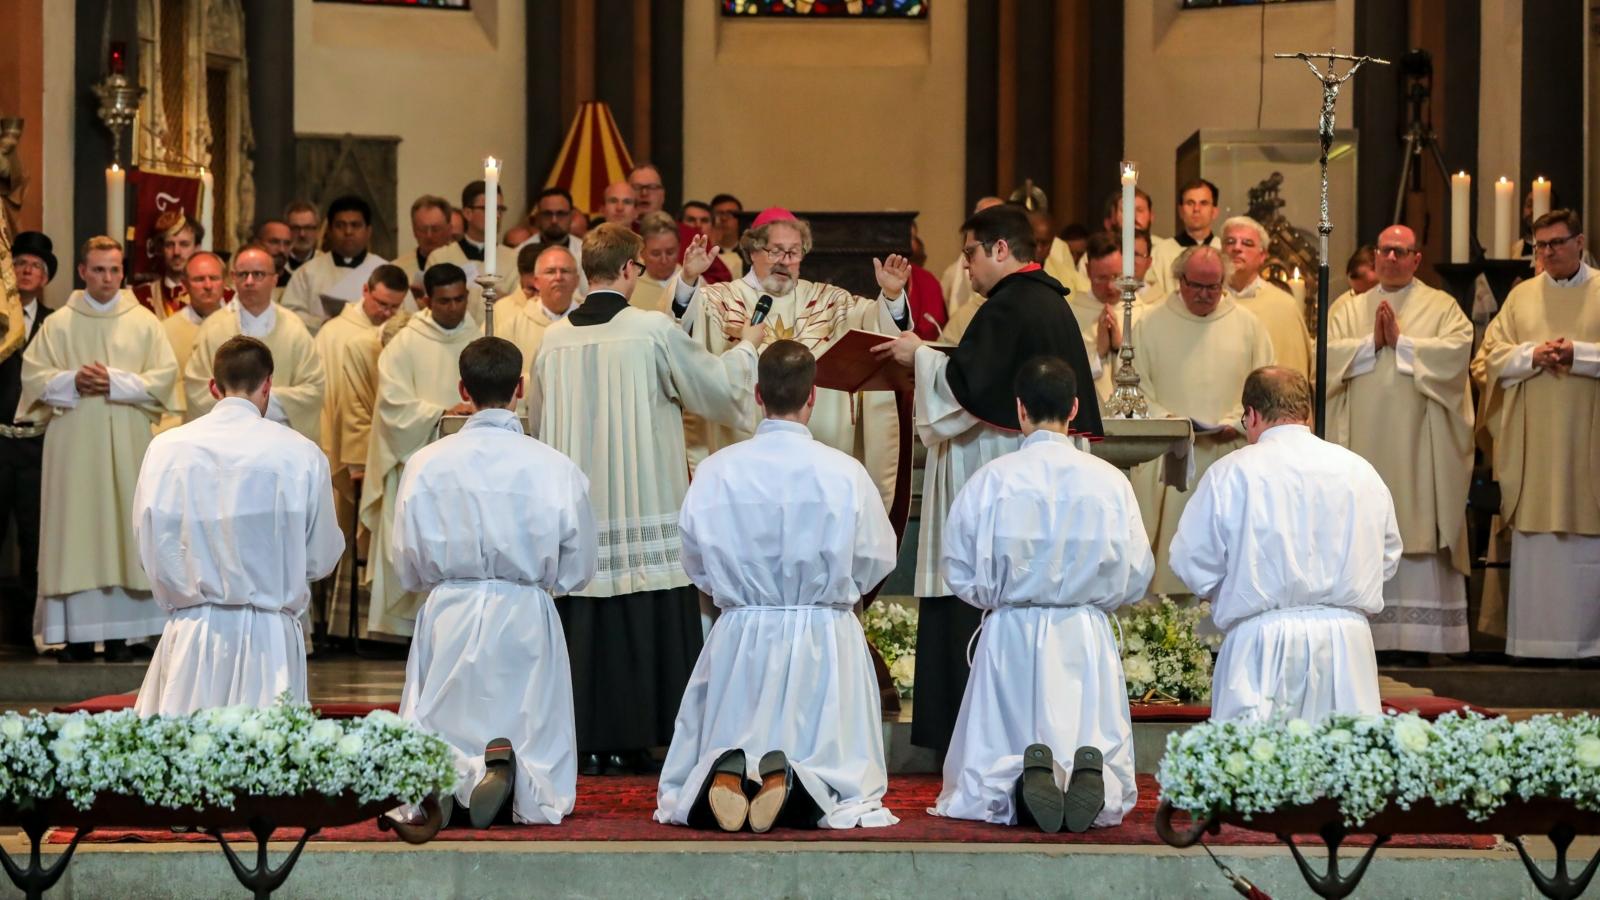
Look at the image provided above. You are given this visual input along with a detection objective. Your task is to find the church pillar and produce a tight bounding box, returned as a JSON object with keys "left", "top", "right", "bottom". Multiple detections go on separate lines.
{"left": 962, "top": 1, "right": 999, "bottom": 214}
{"left": 73, "top": 0, "right": 139, "bottom": 283}
{"left": 1353, "top": 0, "right": 1407, "bottom": 246}
{"left": 0, "top": 0, "right": 46, "bottom": 233}
{"left": 1520, "top": 0, "right": 1586, "bottom": 223}
{"left": 1082, "top": 0, "right": 1123, "bottom": 231}
{"left": 245, "top": 2, "right": 294, "bottom": 223}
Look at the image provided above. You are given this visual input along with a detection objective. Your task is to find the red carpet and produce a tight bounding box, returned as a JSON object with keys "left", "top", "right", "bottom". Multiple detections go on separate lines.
{"left": 49, "top": 773, "right": 1492, "bottom": 848}
{"left": 53, "top": 694, "right": 1492, "bottom": 720}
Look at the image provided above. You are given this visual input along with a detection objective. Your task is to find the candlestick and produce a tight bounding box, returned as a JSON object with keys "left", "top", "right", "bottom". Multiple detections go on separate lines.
{"left": 483, "top": 156, "right": 500, "bottom": 278}
{"left": 106, "top": 164, "right": 126, "bottom": 243}
{"left": 1289, "top": 267, "right": 1306, "bottom": 304}
{"left": 1494, "top": 177, "right": 1514, "bottom": 259}
{"left": 199, "top": 168, "right": 215, "bottom": 251}
{"left": 1120, "top": 161, "right": 1136, "bottom": 279}
{"left": 1532, "top": 176, "right": 1551, "bottom": 223}
{"left": 1450, "top": 171, "right": 1471, "bottom": 263}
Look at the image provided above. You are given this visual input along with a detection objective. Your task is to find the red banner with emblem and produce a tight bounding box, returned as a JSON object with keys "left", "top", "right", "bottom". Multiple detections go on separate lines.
{"left": 126, "top": 168, "right": 203, "bottom": 281}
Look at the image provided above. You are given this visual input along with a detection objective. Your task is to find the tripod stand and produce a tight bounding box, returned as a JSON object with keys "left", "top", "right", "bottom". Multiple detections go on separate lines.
{"left": 1390, "top": 49, "right": 1456, "bottom": 229}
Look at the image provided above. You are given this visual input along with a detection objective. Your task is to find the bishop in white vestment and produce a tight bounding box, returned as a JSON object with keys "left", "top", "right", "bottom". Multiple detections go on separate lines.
{"left": 656, "top": 342, "right": 898, "bottom": 831}
{"left": 934, "top": 358, "right": 1151, "bottom": 832}
{"left": 395, "top": 337, "right": 596, "bottom": 826}
{"left": 670, "top": 208, "right": 911, "bottom": 506}
{"left": 133, "top": 337, "right": 342, "bottom": 715}
{"left": 1170, "top": 368, "right": 1400, "bottom": 724}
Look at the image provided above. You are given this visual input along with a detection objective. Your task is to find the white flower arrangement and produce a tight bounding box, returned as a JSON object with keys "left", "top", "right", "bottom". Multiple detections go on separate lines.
{"left": 1158, "top": 710, "right": 1600, "bottom": 827}
{"left": 1115, "top": 597, "right": 1219, "bottom": 704}
{"left": 0, "top": 700, "right": 456, "bottom": 812}
{"left": 862, "top": 601, "right": 918, "bottom": 697}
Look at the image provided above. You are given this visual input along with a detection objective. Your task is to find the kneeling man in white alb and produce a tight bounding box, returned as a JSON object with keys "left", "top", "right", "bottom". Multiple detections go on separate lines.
{"left": 133, "top": 336, "right": 343, "bottom": 716}
{"left": 655, "top": 340, "right": 899, "bottom": 833}
{"left": 1170, "top": 366, "right": 1401, "bottom": 723}
{"left": 932, "top": 356, "right": 1153, "bottom": 833}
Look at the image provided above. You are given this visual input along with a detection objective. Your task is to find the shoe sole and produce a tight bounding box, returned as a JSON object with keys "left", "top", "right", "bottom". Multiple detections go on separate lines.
{"left": 1020, "top": 744, "right": 1064, "bottom": 833}
{"left": 708, "top": 773, "right": 749, "bottom": 832}
{"left": 1063, "top": 746, "right": 1105, "bottom": 834}
{"left": 469, "top": 739, "right": 515, "bottom": 829}
{"left": 748, "top": 751, "right": 790, "bottom": 834}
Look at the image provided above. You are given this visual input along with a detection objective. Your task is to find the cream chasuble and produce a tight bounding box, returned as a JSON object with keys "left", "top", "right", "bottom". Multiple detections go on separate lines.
{"left": 1129, "top": 294, "right": 1275, "bottom": 595}
{"left": 312, "top": 302, "right": 382, "bottom": 548}
{"left": 1326, "top": 282, "right": 1474, "bottom": 653}
{"left": 1067, "top": 293, "right": 1134, "bottom": 402}
{"left": 281, "top": 251, "right": 388, "bottom": 334}
{"left": 184, "top": 303, "right": 327, "bottom": 441}
{"left": 19, "top": 291, "right": 180, "bottom": 642}
{"left": 1227, "top": 278, "right": 1311, "bottom": 379}
{"left": 156, "top": 308, "right": 203, "bottom": 433}
{"left": 630, "top": 271, "right": 677, "bottom": 315}
{"left": 1473, "top": 266, "right": 1600, "bottom": 657}
{"left": 678, "top": 274, "right": 903, "bottom": 510}
{"left": 500, "top": 299, "right": 568, "bottom": 416}
{"left": 360, "top": 309, "right": 481, "bottom": 636}
{"left": 939, "top": 256, "right": 979, "bottom": 320}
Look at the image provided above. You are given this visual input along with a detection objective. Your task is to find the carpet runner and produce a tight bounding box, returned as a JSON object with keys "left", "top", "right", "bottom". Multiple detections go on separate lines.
{"left": 48, "top": 773, "right": 1493, "bottom": 848}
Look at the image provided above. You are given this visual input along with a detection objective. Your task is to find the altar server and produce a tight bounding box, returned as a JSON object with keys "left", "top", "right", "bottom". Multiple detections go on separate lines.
{"left": 656, "top": 341, "right": 898, "bottom": 833}
{"left": 132, "top": 336, "right": 342, "bottom": 715}
{"left": 1169, "top": 368, "right": 1400, "bottom": 723}
{"left": 393, "top": 337, "right": 596, "bottom": 829}
{"left": 933, "top": 356, "right": 1151, "bottom": 833}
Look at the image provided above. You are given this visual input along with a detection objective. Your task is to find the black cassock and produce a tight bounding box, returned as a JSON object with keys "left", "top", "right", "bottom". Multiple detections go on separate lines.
{"left": 910, "top": 266, "right": 1103, "bottom": 756}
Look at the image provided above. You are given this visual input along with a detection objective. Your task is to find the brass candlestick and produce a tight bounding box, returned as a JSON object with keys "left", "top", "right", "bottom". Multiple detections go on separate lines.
{"left": 1102, "top": 275, "right": 1148, "bottom": 419}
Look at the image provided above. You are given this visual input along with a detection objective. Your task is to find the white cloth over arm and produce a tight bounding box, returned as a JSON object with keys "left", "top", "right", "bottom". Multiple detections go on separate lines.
{"left": 933, "top": 431, "right": 1152, "bottom": 829}
{"left": 393, "top": 408, "right": 596, "bottom": 825}
{"left": 655, "top": 419, "right": 899, "bottom": 829}
{"left": 132, "top": 398, "right": 343, "bottom": 716}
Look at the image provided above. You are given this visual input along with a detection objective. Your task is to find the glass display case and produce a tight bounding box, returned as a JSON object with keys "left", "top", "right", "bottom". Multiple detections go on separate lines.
{"left": 1176, "top": 128, "right": 1359, "bottom": 298}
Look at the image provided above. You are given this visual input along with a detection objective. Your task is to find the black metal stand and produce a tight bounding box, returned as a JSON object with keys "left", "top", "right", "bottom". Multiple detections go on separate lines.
{"left": 1510, "top": 824, "right": 1600, "bottom": 900}
{"left": 1278, "top": 824, "right": 1389, "bottom": 899}
{"left": 0, "top": 815, "right": 91, "bottom": 900}
{"left": 205, "top": 817, "right": 320, "bottom": 900}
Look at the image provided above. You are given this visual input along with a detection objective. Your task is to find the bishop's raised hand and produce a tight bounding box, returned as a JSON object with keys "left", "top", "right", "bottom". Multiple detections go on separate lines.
{"left": 874, "top": 254, "right": 911, "bottom": 299}
{"left": 682, "top": 233, "right": 717, "bottom": 283}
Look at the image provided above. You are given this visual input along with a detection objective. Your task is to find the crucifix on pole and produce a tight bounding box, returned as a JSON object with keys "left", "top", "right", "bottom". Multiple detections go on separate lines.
{"left": 1272, "top": 49, "right": 1388, "bottom": 436}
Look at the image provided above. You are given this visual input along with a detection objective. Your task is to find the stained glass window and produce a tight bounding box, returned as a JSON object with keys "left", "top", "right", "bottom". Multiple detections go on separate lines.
{"left": 721, "top": 0, "right": 926, "bottom": 17}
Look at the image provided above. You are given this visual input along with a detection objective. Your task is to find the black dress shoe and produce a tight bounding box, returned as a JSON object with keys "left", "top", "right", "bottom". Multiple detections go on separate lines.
{"left": 579, "top": 753, "right": 603, "bottom": 776}
{"left": 1018, "top": 744, "right": 1064, "bottom": 833}
{"left": 104, "top": 640, "right": 134, "bottom": 663}
{"left": 469, "top": 738, "right": 515, "bottom": 829}
{"left": 1062, "top": 745, "right": 1106, "bottom": 834}
{"left": 57, "top": 642, "right": 96, "bottom": 664}
{"left": 688, "top": 748, "right": 749, "bottom": 832}
{"left": 747, "top": 750, "right": 792, "bottom": 834}
{"left": 627, "top": 748, "right": 662, "bottom": 774}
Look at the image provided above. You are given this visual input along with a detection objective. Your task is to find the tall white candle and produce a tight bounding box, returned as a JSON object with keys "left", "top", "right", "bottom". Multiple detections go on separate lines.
{"left": 483, "top": 156, "right": 500, "bottom": 278}
{"left": 1494, "top": 177, "right": 1515, "bottom": 259}
{"left": 1120, "top": 161, "right": 1136, "bottom": 279}
{"left": 1450, "top": 171, "right": 1471, "bottom": 263}
{"left": 106, "top": 164, "right": 126, "bottom": 244}
{"left": 199, "top": 168, "right": 215, "bottom": 251}
{"left": 1532, "top": 177, "right": 1551, "bottom": 223}
{"left": 1289, "top": 267, "right": 1306, "bottom": 304}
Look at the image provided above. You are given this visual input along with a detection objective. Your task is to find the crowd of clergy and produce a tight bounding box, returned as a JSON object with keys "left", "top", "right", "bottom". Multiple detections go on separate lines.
{"left": 0, "top": 157, "right": 1596, "bottom": 835}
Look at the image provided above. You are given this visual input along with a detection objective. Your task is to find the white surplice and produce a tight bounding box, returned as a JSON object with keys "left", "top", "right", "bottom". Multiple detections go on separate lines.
{"left": 1169, "top": 425, "right": 1401, "bottom": 723}
{"left": 132, "top": 398, "right": 343, "bottom": 716}
{"left": 656, "top": 419, "right": 898, "bottom": 829}
{"left": 394, "top": 408, "right": 597, "bottom": 825}
{"left": 932, "top": 430, "right": 1153, "bottom": 828}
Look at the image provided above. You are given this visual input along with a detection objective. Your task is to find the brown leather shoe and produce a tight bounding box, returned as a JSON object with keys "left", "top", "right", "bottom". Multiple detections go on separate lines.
{"left": 747, "top": 750, "right": 792, "bottom": 834}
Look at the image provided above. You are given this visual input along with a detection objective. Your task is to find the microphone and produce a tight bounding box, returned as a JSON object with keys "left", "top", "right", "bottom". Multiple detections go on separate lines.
{"left": 751, "top": 294, "right": 773, "bottom": 325}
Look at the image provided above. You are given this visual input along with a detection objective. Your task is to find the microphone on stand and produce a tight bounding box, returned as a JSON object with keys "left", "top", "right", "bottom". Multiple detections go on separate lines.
{"left": 751, "top": 294, "right": 773, "bottom": 325}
